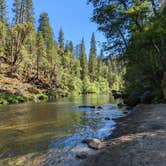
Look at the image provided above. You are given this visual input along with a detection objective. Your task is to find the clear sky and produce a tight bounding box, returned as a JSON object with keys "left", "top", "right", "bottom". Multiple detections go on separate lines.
{"left": 7, "top": 0, "right": 106, "bottom": 55}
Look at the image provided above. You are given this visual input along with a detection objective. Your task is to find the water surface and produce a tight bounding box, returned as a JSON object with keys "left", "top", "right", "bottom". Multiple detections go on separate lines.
{"left": 0, "top": 94, "right": 124, "bottom": 165}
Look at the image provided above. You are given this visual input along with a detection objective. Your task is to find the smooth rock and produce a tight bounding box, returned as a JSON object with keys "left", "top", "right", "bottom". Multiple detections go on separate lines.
{"left": 76, "top": 152, "right": 88, "bottom": 159}
{"left": 86, "top": 138, "right": 103, "bottom": 150}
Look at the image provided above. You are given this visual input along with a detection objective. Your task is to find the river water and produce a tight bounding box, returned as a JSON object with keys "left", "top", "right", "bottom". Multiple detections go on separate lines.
{"left": 0, "top": 94, "right": 125, "bottom": 166}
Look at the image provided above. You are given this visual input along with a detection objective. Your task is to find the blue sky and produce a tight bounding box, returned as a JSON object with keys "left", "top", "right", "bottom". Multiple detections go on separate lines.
{"left": 7, "top": 0, "right": 106, "bottom": 55}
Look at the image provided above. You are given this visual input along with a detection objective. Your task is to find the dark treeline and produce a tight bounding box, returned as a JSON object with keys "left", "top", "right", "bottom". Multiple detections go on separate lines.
{"left": 0, "top": 0, "right": 123, "bottom": 100}
{"left": 88, "top": 0, "right": 166, "bottom": 101}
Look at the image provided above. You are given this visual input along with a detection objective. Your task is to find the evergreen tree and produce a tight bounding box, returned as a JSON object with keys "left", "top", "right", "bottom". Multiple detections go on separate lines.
{"left": 24, "top": 0, "right": 34, "bottom": 24}
{"left": 36, "top": 31, "right": 46, "bottom": 79}
{"left": 0, "top": 0, "right": 6, "bottom": 22}
{"left": 74, "top": 44, "right": 80, "bottom": 59}
{"left": 12, "top": 0, "right": 34, "bottom": 24}
{"left": 89, "top": 32, "right": 97, "bottom": 81}
{"left": 38, "top": 12, "right": 54, "bottom": 54}
{"left": 97, "top": 49, "right": 104, "bottom": 80}
{"left": 79, "top": 38, "right": 88, "bottom": 80}
{"left": 58, "top": 28, "right": 64, "bottom": 49}
{"left": 12, "top": 0, "right": 21, "bottom": 23}
{"left": 68, "top": 41, "right": 74, "bottom": 53}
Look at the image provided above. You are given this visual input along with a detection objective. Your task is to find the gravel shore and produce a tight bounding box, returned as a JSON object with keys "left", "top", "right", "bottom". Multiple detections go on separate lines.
{"left": 80, "top": 104, "right": 166, "bottom": 166}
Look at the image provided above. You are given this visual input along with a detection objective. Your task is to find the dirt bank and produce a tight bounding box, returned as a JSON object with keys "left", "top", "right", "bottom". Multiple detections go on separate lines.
{"left": 81, "top": 104, "right": 166, "bottom": 166}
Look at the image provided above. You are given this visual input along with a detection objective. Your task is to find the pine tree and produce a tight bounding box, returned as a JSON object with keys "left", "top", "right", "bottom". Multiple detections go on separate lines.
{"left": 79, "top": 38, "right": 88, "bottom": 80}
{"left": 65, "top": 40, "right": 74, "bottom": 53}
{"left": 97, "top": 49, "right": 104, "bottom": 80}
{"left": 12, "top": 0, "right": 34, "bottom": 24}
{"left": 12, "top": 0, "right": 21, "bottom": 23}
{"left": 58, "top": 28, "right": 64, "bottom": 49}
{"left": 36, "top": 31, "right": 46, "bottom": 79}
{"left": 38, "top": 12, "right": 54, "bottom": 54}
{"left": 68, "top": 41, "right": 74, "bottom": 53}
{"left": 74, "top": 44, "right": 80, "bottom": 59}
{"left": 0, "top": 0, "right": 6, "bottom": 22}
{"left": 24, "top": 0, "right": 34, "bottom": 24}
{"left": 89, "top": 32, "right": 97, "bottom": 81}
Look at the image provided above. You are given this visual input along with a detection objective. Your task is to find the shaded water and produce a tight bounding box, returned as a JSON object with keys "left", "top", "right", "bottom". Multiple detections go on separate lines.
{"left": 0, "top": 94, "right": 124, "bottom": 165}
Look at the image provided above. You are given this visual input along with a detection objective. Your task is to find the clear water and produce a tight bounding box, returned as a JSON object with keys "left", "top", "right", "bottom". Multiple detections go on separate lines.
{"left": 0, "top": 94, "right": 124, "bottom": 166}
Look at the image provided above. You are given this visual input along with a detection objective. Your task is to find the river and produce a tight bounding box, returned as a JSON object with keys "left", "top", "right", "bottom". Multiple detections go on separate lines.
{"left": 0, "top": 94, "right": 125, "bottom": 166}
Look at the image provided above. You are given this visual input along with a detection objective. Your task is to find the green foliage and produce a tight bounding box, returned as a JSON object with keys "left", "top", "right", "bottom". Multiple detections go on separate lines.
{"left": 89, "top": 33, "right": 97, "bottom": 81}
{"left": 36, "top": 93, "right": 48, "bottom": 101}
{"left": 0, "top": 0, "right": 7, "bottom": 22}
{"left": 79, "top": 38, "right": 88, "bottom": 80}
{"left": 58, "top": 28, "right": 65, "bottom": 49}
{"left": 89, "top": 0, "right": 166, "bottom": 100}
{"left": 12, "top": 0, "right": 34, "bottom": 24}
{"left": 0, "top": 93, "right": 27, "bottom": 104}
{"left": 26, "top": 94, "right": 35, "bottom": 101}
{"left": 0, "top": 0, "right": 130, "bottom": 105}
{"left": 38, "top": 12, "right": 54, "bottom": 52}
{"left": 0, "top": 97, "right": 7, "bottom": 104}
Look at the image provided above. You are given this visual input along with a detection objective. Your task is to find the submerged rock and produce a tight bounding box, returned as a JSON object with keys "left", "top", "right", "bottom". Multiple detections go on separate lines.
{"left": 78, "top": 106, "right": 95, "bottom": 109}
{"left": 117, "top": 103, "right": 125, "bottom": 108}
{"left": 95, "top": 111, "right": 101, "bottom": 114}
{"left": 105, "top": 117, "right": 111, "bottom": 120}
{"left": 76, "top": 152, "right": 88, "bottom": 159}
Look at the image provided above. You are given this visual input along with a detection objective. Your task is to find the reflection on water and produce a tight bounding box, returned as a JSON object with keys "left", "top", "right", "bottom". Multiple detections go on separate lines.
{"left": 0, "top": 94, "right": 123, "bottom": 165}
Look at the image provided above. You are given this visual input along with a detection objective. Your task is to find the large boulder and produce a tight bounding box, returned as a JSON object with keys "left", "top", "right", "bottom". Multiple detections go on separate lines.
{"left": 124, "top": 92, "right": 141, "bottom": 107}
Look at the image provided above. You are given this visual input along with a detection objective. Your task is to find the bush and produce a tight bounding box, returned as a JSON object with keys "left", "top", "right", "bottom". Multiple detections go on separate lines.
{"left": 26, "top": 94, "right": 35, "bottom": 101}
{"left": 0, "top": 98, "right": 8, "bottom": 104}
{"left": 36, "top": 94, "right": 48, "bottom": 101}
{"left": 0, "top": 93, "right": 27, "bottom": 104}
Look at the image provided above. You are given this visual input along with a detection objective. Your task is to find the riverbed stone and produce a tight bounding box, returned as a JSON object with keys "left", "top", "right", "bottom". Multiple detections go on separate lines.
{"left": 95, "top": 111, "right": 101, "bottom": 114}
{"left": 76, "top": 152, "right": 88, "bottom": 159}
{"left": 86, "top": 138, "right": 103, "bottom": 150}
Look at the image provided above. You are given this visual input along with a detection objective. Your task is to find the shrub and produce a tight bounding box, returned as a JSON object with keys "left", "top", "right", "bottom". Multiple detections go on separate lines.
{"left": 36, "top": 94, "right": 48, "bottom": 101}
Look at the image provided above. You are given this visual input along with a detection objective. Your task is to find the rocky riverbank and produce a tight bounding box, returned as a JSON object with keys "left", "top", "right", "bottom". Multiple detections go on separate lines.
{"left": 80, "top": 104, "right": 166, "bottom": 166}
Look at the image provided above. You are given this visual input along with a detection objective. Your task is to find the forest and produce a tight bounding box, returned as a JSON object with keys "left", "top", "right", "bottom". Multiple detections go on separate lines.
{"left": 0, "top": 0, "right": 124, "bottom": 104}
{"left": 88, "top": 0, "right": 166, "bottom": 102}
{"left": 0, "top": 0, "right": 166, "bottom": 104}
